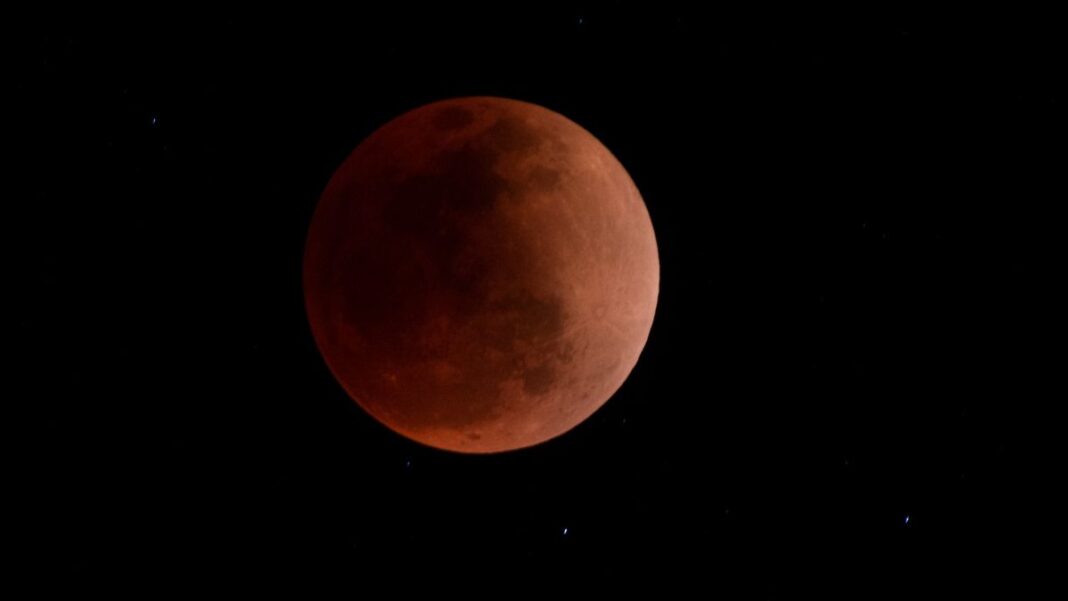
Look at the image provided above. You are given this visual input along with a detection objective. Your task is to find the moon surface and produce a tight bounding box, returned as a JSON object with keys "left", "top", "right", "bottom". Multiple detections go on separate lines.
{"left": 303, "top": 97, "right": 658, "bottom": 453}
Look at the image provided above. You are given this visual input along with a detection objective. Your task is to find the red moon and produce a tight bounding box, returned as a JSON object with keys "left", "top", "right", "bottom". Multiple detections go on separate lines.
{"left": 303, "top": 97, "right": 658, "bottom": 453}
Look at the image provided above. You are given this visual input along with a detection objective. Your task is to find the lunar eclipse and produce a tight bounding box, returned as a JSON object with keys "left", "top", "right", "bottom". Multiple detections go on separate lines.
{"left": 303, "top": 97, "right": 659, "bottom": 453}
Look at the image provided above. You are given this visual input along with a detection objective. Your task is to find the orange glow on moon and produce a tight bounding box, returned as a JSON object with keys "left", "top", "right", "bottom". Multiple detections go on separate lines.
{"left": 303, "top": 97, "right": 658, "bottom": 453}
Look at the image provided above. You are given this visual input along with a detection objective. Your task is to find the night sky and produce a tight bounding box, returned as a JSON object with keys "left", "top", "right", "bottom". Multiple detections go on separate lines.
{"left": 13, "top": 9, "right": 1059, "bottom": 595}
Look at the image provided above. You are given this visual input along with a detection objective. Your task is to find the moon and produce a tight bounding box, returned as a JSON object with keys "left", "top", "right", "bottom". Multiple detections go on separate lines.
{"left": 303, "top": 97, "right": 658, "bottom": 453}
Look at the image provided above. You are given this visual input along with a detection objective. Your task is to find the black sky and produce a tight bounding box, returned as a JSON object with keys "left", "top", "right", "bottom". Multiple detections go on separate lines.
{"left": 12, "top": 8, "right": 1060, "bottom": 595}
